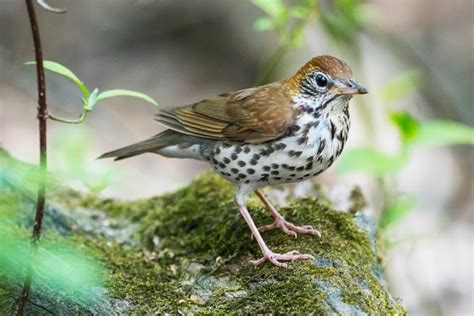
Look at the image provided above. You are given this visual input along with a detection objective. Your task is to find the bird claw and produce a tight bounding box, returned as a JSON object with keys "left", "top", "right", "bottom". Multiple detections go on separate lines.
{"left": 249, "top": 249, "right": 315, "bottom": 268}
{"left": 258, "top": 216, "right": 321, "bottom": 238}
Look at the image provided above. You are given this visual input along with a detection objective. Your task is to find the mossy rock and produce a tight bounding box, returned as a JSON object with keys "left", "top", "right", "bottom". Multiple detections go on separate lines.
{"left": 0, "top": 150, "right": 405, "bottom": 314}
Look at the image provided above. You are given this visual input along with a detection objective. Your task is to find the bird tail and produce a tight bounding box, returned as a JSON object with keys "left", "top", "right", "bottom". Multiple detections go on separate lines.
{"left": 98, "top": 130, "right": 189, "bottom": 161}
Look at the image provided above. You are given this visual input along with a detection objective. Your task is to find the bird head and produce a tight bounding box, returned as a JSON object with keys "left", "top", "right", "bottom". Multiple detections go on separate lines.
{"left": 288, "top": 55, "right": 367, "bottom": 111}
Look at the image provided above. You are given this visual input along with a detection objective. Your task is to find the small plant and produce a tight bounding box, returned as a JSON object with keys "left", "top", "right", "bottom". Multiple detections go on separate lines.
{"left": 26, "top": 60, "right": 157, "bottom": 124}
{"left": 15, "top": 1, "right": 157, "bottom": 314}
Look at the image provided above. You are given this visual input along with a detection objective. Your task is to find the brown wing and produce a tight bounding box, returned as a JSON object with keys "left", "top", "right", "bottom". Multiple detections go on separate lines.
{"left": 155, "top": 81, "right": 299, "bottom": 144}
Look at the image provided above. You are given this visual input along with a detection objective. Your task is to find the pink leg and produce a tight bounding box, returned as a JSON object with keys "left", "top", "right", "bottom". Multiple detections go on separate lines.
{"left": 255, "top": 189, "right": 321, "bottom": 238}
{"left": 235, "top": 199, "right": 314, "bottom": 268}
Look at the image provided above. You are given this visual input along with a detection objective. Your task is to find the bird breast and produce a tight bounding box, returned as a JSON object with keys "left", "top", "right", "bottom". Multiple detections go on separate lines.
{"left": 207, "top": 110, "right": 350, "bottom": 187}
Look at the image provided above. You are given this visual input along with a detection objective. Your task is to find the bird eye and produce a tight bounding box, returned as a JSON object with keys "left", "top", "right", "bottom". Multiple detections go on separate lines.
{"left": 315, "top": 74, "right": 328, "bottom": 87}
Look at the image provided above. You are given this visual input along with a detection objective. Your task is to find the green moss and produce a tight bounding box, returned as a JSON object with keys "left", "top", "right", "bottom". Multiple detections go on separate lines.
{"left": 51, "top": 173, "right": 405, "bottom": 314}
{"left": 1, "top": 163, "right": 405, "bottom": 314}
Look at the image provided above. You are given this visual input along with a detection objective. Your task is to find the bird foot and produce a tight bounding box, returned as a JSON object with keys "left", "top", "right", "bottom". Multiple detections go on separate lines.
{"left": 258, "top": 215, "right": 321, "bottom": 238}
{"left": 249, "top": 250, "right": 314, "bottom": 268}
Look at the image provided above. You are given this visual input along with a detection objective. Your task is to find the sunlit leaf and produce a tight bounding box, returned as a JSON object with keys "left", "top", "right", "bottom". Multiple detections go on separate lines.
{"left": 337, "top": 148, "right": 407, "bottom": 176}
{"left": 0, "top": 232, "right": 104, "bottom": 305}
{"left": 379, "top": 195, "right": 417, "bottom": 229}
{"left": 254, "top": 17, "right": 275, "bottom": 31}
{"left": 96, "top": 89, "right": 158, "bottom": 106}
{"left": 85, "top": 88, "right": 100, "bottom": 110}
{"left": 381, "top": 70, "right": 421, "bottom": 103}
{"left": 410, "top": 120, "right": 474, "bottom": 147}
{"left": 251, "top": 0, "right": 285, "bottom": 18}
{"left": 26, "top": 60, "right": 90, "bottom": 97}
{"left": 390, "top": 111, "right": 420, "bottom": 142}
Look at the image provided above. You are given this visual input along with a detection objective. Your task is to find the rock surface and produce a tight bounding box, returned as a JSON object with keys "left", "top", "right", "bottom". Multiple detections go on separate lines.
{"left": 0, "top": 150, "right": 405, "bottom": 314}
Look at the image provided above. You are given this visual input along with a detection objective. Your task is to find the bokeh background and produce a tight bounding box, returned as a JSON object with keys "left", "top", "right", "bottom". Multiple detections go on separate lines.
{"left": 1, "top": 0, "right": 472, "bottom": 315}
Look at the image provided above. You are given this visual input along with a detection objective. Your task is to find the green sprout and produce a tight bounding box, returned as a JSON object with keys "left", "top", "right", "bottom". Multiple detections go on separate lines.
{"left": 25, "top": 61, "right": 158, "bottom": 123}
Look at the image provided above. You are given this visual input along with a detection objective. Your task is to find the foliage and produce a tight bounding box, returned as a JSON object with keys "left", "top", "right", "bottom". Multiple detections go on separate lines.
{"left": 338, "top": 71, "right": 474, "bottom": 232}
{"left": 0, "top": 189, "right": 105, "bottom": 309}
{"left": 50, "top": 127, "right": 119, "bottom": 193}
{"left": 26, "top": 61, "right": 157, "bottom": 118}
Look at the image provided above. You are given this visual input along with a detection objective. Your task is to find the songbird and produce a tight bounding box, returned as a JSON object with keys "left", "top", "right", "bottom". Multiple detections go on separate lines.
{"left": 100, "top": 55, "right": 367, "bottom": 268}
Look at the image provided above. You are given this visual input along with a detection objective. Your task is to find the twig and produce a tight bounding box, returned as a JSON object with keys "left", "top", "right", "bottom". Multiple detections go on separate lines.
{"left": 17, "top": 0, "right": 49, "bottom": 314}
{"left": 36, "top": 0, "right": 67, "bottom": 13}
{"left": 48, "top": 109, "right": 90, "bottom": 124}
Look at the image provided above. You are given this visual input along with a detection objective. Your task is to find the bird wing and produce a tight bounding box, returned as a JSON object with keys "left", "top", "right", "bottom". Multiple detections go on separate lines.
{"left": 154, "top": 81, "right": 299, "bottom": 143}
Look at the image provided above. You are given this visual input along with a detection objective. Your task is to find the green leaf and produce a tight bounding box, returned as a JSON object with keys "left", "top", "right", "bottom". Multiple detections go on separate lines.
{"left": 254, "top": 17, "right": 275, "bottom": 31}
{"left": 410, "top": 120, "right": 474, "bottom": 147}
{"left": 85, "top": 88, "right": 99, "bottom": 111}
{"left": 381, "top": 70, "right": 421, "bottom": 103}
{"left": 96, "top": 89, "right": 158, "bottom": 106}
{"left": 390, "top": 111, "right": 420, "bottom": 142}
{"left": 26, "top": 60, "right": 90, "bottom": 97}
{"left": 251, "top": 0, "right": 285, "bottom": 18}
{"left": 379, "top": 196, "right": 417, "bottom": 230}
{"left": 337, "top": 148, "right": 407, "bottom": 176}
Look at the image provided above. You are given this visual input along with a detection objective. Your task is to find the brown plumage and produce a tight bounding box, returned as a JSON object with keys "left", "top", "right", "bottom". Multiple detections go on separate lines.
{"left": 155, "top": 81, "right": 298, "bottom": 143}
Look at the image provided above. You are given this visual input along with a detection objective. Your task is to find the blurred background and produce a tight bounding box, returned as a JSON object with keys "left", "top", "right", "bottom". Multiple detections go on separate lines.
{"left": 0, "top": 0, "right": 472, "bottom": 315}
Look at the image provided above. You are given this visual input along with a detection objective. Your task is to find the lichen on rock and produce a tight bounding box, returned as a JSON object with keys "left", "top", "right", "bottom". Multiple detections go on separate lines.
{"left": 0, "top": 150, "right": 405, "bottom": 314}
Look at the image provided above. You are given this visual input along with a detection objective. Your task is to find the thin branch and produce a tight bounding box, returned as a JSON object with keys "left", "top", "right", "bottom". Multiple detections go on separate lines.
{"left": 17, "top": 0, "right": 49, "bottom": 314}
{"left": 48, "top": 109, "right": 90, "bottom": 124}
{"left": 36, "top": 0, "right": 67, "bottom": 14}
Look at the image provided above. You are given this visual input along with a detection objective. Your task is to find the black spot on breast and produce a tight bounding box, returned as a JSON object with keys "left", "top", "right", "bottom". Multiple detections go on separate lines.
{"left": 290, "top": 173, "right": 296, "bottom": 177}
{"left": 330, "top": 120, "right": 337, "bottom": 140}
{"left": 337, "top": 130, "right": 344, "bottom": 141}
{"left": 237, "top": 161, "right": 246, "bottom": 167}
{"left": 243, "top": 146, "right": 251, "bottom": 153}
{"left": 234, "top": 146, "right": 243, "bottom": 154}
{"left": 249, "top": 159, "right": 258, "bottom": 165}
{"left": 298, "top": 137, "right": 308, "bottom": 145}
{"left": 303, "top": 173, "right": 311, "bottom": 178}
{"left": 270, "top": 170, "right": 279, "bottom": 175}
{"left": 263, "top": 166, "right": 271, "bottom": 171}
{"left": 212, "top": 158, "right": 218, "bottom": 164}
{"left": 231, "top": 153, "right": 238, "bottom": 160}
{"left": 223, "top": 143, "right": 232, "bottom": 148}
{"left": 223, "top": 157, "right": 231, "bottom": 164}
{"left": 273, "top": 177, "right": 282, "bottom": 180}
{"left": 230, "top": 168, "right": 239, "bottom": 174}
{"left": 253, "top": 153, "right": 261, "bottom": 160}
{"left": 214, "top": 148, "right": 221, "bottom": 155}
{"left": 247, "top": 168, "right": 255, "bottom": 174}
{"left": 238, "top": 173, "right": 247, "bottom": 179}
{"left": 218, "top": 162, "right": 226, "bottom": 168}
{"left": 288, "top": 150, "right": 302, "bottom": 157}
{"left": 306, "top": 156, "right": 313, "bottom": 162}
{"left": 271, "top": 164, "right": 279, "bottom": 169}
{"left": 296, "top": 166, "right": 304, "bottom": 171}
{"left": 317, "top": 139, "right": 326, "bottom": 155}
{"left": 305, "top": 162, "right": 313, "bottom": 170}
{"left": 313, "top": 112, "right": 321, "bottom": 119}
{"left": 275, "top": 143, "right": 287, "bottom": 150}
{"left": 245, "top": 180, "right": 250, "bottom": 184}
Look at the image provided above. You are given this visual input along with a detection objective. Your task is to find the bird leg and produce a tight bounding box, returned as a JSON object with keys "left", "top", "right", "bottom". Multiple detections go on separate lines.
{"left": 255, "top": 189, "right": 321, "bottom": 238}
{"left": 235, "top": 188, "right": 314, "bottom": 268}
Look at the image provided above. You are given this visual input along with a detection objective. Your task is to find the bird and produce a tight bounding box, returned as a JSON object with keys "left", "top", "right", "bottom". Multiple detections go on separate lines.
{"left": 99, "top": 55, "right": 367, "bottom": 268}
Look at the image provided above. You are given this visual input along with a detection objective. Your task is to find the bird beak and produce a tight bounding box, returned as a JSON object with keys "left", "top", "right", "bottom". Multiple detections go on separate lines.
{"left": 330, "top": 80, "right": 368, "bottom": 95}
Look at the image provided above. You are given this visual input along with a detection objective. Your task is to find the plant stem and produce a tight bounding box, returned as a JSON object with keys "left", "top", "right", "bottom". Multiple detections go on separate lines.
{"left": 48, "top": 110, "right": 90, "bottom": 124}
{"left": 17, "top": 0, "right": 48, "bottom": 314}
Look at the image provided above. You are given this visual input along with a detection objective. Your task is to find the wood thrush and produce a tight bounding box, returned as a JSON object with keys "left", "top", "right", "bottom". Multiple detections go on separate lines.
{"left": 100, "top": 55, "right": 367, "bottom": 268}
